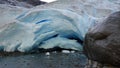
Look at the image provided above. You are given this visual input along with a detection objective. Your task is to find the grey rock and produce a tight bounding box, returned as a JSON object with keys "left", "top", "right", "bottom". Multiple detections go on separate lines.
{"left": 84, "top": 11, "right": 120, "bottom": 67}
{"left": 0, "top": 0, "right": 46, "bottom": 8}
{"left": 17, "top": 0, "right": 46, "bottom": 6}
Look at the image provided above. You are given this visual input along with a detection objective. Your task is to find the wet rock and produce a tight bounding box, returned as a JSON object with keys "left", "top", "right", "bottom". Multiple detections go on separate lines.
{"left": 84, "top": 11, "right": 120, "bottom": 67}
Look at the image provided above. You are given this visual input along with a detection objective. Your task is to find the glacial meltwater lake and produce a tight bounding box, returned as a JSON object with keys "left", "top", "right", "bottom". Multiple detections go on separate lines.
{"left": 0, "top": 52, "right": 87, "bottom": 68}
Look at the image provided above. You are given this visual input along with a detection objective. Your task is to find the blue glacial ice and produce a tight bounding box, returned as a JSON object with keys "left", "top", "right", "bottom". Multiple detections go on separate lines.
{"left": 0, "top": 0, "right": 120, "bottom": 52}
{"left": 0, "top": 8, "right": 91, "bottom": 52}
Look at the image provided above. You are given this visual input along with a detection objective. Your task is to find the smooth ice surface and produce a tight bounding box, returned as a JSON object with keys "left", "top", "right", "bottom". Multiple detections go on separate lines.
{"left": 0, "top": 4, "right": 28, "bottom": 27}
{"left": 0, "top": 0, "right": 120, "bottom": 52}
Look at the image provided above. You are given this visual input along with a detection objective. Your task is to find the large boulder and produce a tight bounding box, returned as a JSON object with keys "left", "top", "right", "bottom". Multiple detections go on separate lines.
{"left": 84, "top": 11, "right": 120, "bottom": 66}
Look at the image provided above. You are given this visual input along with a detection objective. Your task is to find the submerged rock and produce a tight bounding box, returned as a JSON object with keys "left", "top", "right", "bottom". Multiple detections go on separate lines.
{"left": 84, "top": 11, "right": 120, "bottom": 66}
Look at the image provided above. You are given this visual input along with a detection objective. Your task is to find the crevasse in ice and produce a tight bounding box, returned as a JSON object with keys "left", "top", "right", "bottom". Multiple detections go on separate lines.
{"left": 0, "top": 0, "right": 120, "bottom": 52}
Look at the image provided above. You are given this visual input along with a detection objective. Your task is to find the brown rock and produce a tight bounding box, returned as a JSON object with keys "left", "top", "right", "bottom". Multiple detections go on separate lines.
{"left": 84, "top": 11, "right": 120, "bottom": 67}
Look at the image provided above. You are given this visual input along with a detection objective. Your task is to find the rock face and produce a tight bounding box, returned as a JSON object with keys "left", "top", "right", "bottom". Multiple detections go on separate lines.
{"left": 0, "top": 0, "right": 46, "bottom": 8}
{"left": 17, "top": 0, "right": 46, "bottom": 6}
{"left": 84, "top": 11, "right": 120, "bottom": 66}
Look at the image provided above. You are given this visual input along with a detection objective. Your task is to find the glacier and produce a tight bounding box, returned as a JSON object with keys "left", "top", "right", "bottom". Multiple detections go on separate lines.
{"left": 0, "top": 0, "right": 120, "bottom": 52}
